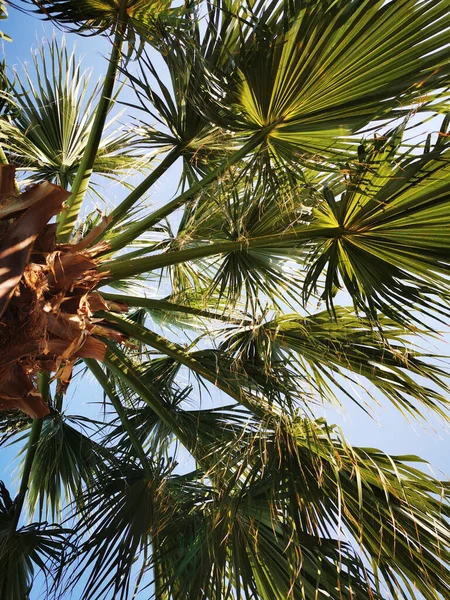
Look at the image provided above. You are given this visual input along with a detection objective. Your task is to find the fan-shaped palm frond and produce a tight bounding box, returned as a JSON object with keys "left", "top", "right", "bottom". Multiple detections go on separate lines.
{"left": 302, "top": 118, "right": 450, "bottom": 325}
{"left": 218, "top": 307, "right": 450, "bottom": 419}
{"left": 16, "top": 413, "right": 109, "bottom": 520}
{"left": 247, "top": 415, "right": 450, "bottom": 599}
{"left": 0, "top": 482, "right": 70, "bottom": 600}
{"left": 66, "top": 461, "right": 172, "bottom": 600}
{"left": 192, "top": 0, "right": 450, "bottom": 166}
{"left": 0, "top": 37, "right": 144, "bottom": 188}
{"left": 11, "top": 0, "right": 177, "bottom": 41}
{"left": 153, "top": 478, "right": 382, "bottom": 600}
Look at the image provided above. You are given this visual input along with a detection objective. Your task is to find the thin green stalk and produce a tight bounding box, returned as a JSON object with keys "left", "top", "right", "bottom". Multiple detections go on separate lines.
{"left": 56, "top": 2, "right": 129, "bottom": 242}
{"left": 101, "top": 291, "right": 250, "bottom": 323}
{"left": 85, "top": 358, "right": 152, "bottom": 477}
{"left": 107, "top": 127, "right": 273, "bottom": 253}
{"left": 99, "top": 226, "right": 343, "bottom": 281}
{"left": 100, "top": 313, "right": 272, "bottom": 418}
{"left": 11, "top": 372, "right": 49, "bottom": 530}
{"left": 102, "top": 342, "right": 191, "bottom": 449}
{"left": 153, "top": 550, "right": 169, "bottom": 600}
{"left": 94, "top": 146, "right": 183, "bottom": 243}
{"left": 132, "top": 545, "right": 149, "bottom": 600}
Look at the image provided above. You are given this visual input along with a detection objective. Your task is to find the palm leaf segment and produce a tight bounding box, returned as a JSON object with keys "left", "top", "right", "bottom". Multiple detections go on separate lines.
{"left": 303, "top": 120, "right": 450, "bottom": 324}
{"left": 219, "top": 307, "right": 450, "bottom": 420}
{"left": 0, "top": 481, "right": 69, "bottom": 599}
{"left": 12, "top": 0, "right": 177, "bottom": 41}
{"left": 3, "top": 1, "right": 450, "bottom": 599}
{"left": 199, "top": 0, "right": 450, "bottom": 167}
{"left": 0, "top": 37, "right": 142, "bottom": 189}
{"left": 0, "top": 1, "right": 11, "bottom": 41}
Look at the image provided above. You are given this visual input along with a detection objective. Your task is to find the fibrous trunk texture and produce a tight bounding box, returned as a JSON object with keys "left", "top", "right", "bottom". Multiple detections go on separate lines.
{"left": 0, "top": 166, "right": 126, "bottom": 418}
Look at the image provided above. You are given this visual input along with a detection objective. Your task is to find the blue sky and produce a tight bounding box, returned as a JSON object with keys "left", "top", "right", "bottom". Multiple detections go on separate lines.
{"left": 1, "top": 3, "right": 450, "bottom": 599}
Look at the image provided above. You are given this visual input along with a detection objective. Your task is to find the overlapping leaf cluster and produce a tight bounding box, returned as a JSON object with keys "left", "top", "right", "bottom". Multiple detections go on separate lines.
{"left": 2, "top": 1, "right": 450, "bottom": 599}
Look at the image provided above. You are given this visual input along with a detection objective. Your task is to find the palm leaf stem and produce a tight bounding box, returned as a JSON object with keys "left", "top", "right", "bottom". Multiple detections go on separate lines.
{"left": 133, "top": 544, "right": 149, "bottom": 600}
{"left": 107, "top": 126, "right": 275, "bottom": 252}
{"left": 100, "top": 312, "right": 271, "bottom": 417}
{"left": 102, "top": 342, "right": 192, "bottom": 449}
{"left": 11, "top": 372, "right": 49, "bottom": 530}
{"left": 101, "top": 292, "right": 249, "bottom": 323}
{"left": 153, "top": 554, "right": 168, "bottom": 600}
{"left": 56, "top": 0, "right": 129, "bottom": 242}
{"left": 100, "top": 227, "right": 341, "bottom": 281}
{"left": 0, "top": 145, "right": 19, "bottom": 192}
{"left": 94, "top": 145, "right": 183, "bottom": 243}
{"left": 85, "top": 358, "right": 152, "bottom": 477}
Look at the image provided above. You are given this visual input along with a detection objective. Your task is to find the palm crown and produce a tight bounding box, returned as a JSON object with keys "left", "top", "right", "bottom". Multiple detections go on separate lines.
{"left": 1, "top": 1, "right": 450, "bottom": 599}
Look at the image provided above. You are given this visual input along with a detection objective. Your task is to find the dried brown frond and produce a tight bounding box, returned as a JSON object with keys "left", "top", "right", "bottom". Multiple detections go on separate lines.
{"left": 0, "top": 166, "right": 128, "bottom": 418}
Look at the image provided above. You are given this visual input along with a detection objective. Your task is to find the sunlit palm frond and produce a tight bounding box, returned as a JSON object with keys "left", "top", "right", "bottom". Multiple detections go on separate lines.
{"left": 303, "top": 118, "right": 450, "bottom": 326}
{"left": 192, "top": 0, "right": 450, "bottom": 169}
{"left": 11, "top": 0, "right": 179, "bottom": 42}
{"left": 125, "top": 47, "right": 235, "bottom": 173}
{"left": 101, "top": 163, "right": 314, "bottom": 311}
{"left": 0, "top": 60, "right": 14, "bottom": 118}
{"left": 218, "top": 306, "right": 450, "bottom": 420}
{"left": 0, "top": 38, "right": 144, "bottom": 188}
{"left": 155, "top": 480, "right": 382, "bottom": 600}
{"left": 101, "top": 291, "right": 250, "bottom": 327}
{"left": 100, "top": 313, "right": 308, "bottom": 416}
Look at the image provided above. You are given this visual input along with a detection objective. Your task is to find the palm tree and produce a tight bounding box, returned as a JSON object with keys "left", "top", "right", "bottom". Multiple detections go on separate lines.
{"left": 2, "top": 0, "right": 450, "bottom": 598}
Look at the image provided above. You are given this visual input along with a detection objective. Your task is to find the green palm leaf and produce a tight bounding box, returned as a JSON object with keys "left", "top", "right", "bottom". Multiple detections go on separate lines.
{"left": 0, "top": 482, "right": 70, "bottom": 600}
{"left": 16, "top": 413, "right": 109, "bottom": 520}
{"left": 303, "top": 120, "right": 450, "bottom": 325}
{"left": 67, "top": 461, "right": 172, "bottom": 600}
{"left": 154, "top": 479, "right": 382, "bottom": 600}
{"left": 0, "top": 38, "right": 144, "bottom": 189}
{"left": 11, "top": 0, "right": 175, "bottom": 39}
{"left": 219, "top": 307, "right": 450, "bottom": 420}
{"left": 200, "top": 0, "right": 450, "bottom": 165}
{"left": 248, "top": 415, "right": 450, "bottom": 599}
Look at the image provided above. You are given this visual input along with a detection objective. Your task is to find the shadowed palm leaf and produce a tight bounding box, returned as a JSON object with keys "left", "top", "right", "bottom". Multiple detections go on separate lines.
{"left": 218, "top": 307, "right": 450, "bottom": 419}
{"left": 2, "top": 1, "right": 450, "bottom": 599}
{"left": 16, "top": 413, "right": 110, "bottom": 520}
{"left": 0, "top": 482, "right": 70, "bottom": 599}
